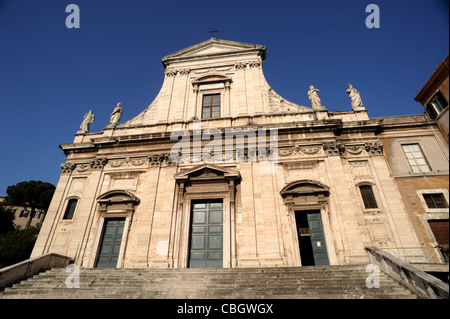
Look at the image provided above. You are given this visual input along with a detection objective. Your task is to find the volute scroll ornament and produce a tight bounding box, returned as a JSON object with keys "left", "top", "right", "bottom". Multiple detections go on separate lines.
{"left": 61, "top": 162, "right": 76, "bottom": 174}
{"left": 234, "top": 62, "right": 247, "bottom": 70}
{"left": 165, "top": 69, "right": 178, "bottom": 77}
{"left": 322, "top": 142, "right": 345, "bottom": 155}
{"left": 90, "top": 158, "right": 107, "bottom": 170}
{"left": 365, "top": 142, "right": 383, "bottom": 155}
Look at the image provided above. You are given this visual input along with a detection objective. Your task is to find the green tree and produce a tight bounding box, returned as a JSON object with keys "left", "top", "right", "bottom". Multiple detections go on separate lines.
{"left": 0, "top": 206, "right": 15, "bottom": 236}
{"left": 0, "top": 226, "right": 40, "bottom": 268}
{"left": 4, "top": 180, "right": 55, "bottom": 229}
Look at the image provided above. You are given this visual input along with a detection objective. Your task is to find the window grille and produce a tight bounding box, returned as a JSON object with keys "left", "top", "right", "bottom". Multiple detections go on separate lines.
{"left": 359, "top": 185, "right": 378, "bottom": 209}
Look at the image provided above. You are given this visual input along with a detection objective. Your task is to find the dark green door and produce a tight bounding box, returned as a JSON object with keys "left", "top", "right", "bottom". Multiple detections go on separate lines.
{"left": 96, "top": 218, "right": 125, "bottom": 268}
{"left": 295, "top": 211, "right": 329, "bottom": 266}
{"left": 188, "top": 201, "right": 223, "bottom": 268}
{"left": 307, "top": 212, "right": 329, "bottom": 265}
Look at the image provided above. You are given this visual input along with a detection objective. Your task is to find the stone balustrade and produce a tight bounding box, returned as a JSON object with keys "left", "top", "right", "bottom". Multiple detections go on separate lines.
{"left": 0, "top": 253, "right": 72, "bottom": 289}
{"left": 365, "top": 246, "right": 449, "bottom": 299}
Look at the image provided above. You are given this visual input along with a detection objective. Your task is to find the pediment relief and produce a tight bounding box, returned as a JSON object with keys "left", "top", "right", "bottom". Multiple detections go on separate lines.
{"left": 161, "top": 38, "right": 266, "bottom": 68}
{"left": 191, "top": 168, "right": 224, "bottom": 178}
{"left": 174, "top": 164, "right": 240, "bottom": 182}
{"left": 182, "top": 44, "right": 235, "bottom": 57}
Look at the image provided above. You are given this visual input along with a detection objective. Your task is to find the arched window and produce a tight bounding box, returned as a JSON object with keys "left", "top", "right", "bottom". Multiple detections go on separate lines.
{"left": 359, "top": 185, "right": 378, "bottom": 209}
{"left": 63, "top": 198, "right": 78, "bottom": 220}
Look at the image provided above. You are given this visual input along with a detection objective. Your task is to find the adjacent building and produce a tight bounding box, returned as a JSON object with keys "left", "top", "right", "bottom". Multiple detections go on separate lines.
{"left": 377, "top": 114, "right": 449, "bottom": 262}
{"left": 378, "top": 54, "right": 449, "bottom": 263}
{"left": 0, "top": 197, "right": 46, "bottom": 230}
{"left": 414, "top": 54, "right": 449, "bottom": 144}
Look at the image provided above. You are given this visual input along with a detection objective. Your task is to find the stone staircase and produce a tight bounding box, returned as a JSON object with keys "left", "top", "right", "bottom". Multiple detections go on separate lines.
{"left": 0, "top": 264, "right": 417, "bottom": 299}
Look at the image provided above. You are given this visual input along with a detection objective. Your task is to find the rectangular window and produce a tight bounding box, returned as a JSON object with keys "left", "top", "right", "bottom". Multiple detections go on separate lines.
{"left": 202, "top": 94, "right": 220, "bottom": 119}
{"left": 401, "top": 144, "right": 431, "bottom": 173}
{"left": 426, "top": 91, "right": 448, "bottom": 119}
{"left": 19, "top": 210, "right": 29, "bottom": 218}
{"left": 359, "top": 185, "right": 378, "bottom": 209}
{"left": 423, "top": 193, "right": 448, "bottom": 209}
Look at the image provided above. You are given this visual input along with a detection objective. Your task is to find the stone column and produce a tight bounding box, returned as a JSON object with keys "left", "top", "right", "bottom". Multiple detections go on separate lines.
{"left": 224, "top": 81, "right": 231, "bottom": 116}
{"left": 193, "top": 84, "right": 199, "bottom": 119}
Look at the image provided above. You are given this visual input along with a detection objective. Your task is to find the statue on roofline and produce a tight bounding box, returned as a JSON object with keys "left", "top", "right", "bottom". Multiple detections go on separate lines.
{"left": 346, "top": 83, "right": 364, "bottom": 110}
{"left": 308, "top": 85, "right": 322, "bottom": 109}
{"left": 79, "top": 110, "right": 95, "bottom": 133}
{"left": 110, "top": 102, "right": 123, "bottom": 126}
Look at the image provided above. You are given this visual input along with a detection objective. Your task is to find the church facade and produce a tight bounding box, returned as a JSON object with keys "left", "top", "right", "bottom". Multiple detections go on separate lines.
{"left": 32, "top": 38, "right": 440, "bottom": 269}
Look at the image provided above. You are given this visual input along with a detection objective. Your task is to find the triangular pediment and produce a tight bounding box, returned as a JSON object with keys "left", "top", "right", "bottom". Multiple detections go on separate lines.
{"left": 162, "top": 38, "right": 266, "bottom": 67}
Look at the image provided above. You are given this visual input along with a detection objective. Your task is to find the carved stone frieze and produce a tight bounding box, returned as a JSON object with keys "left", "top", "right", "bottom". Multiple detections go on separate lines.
{"left": 171, "top": 146, "right": 276, "bottom": 164}
{"left": 278, "top": 145, "right": 321, "bottom": 157}
{"left": 75, "top": 163, "right": 90, "bottom": 172}
{"left": 345, "top": 145, "right": 365, "bottom": 155}
{"left": 299, "top": 146, "right": 320, "bottom": 155}
{"left": 278, "top": 146, "right": 299, "bottom": 157}
{"left": 109, "top": 157, "right": 148, "bottom": 168}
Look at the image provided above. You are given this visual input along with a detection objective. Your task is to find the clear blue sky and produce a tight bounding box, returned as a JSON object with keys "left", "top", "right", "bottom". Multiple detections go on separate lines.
{"left": 0, "top": 0, "right": 448, "bottom": 195}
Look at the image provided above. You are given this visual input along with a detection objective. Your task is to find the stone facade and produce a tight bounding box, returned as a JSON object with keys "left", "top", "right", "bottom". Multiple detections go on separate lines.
{"left": 32, "top": 38, "right": 439, "bottom": 269}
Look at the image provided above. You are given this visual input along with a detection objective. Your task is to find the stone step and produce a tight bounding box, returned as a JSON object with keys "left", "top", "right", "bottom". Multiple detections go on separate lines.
{"left": 0, "top": 288, "right": 413, "bottom": 299}
{"left": 16, "top": 280, "right": 401, "bottom": 290}
{"left": 40, "top": 265, "right": 369, "bottom": 273}
{"left": 26, "top": 271, "right": 381, "bottom": 280}
{"left": 23, "top": 271, "right": 389, "bottom": 279}
{"left": 0, "top": 265, "right": 417, "bottom": 299}
{"left": 10, "top": 283, "right": 406, "bottom": 293}
{"left": 15, "top": 276, "right": 401, "bottom": 286}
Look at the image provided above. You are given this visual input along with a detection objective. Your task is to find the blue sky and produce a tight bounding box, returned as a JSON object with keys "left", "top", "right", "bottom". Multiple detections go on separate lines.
{"left": 0, "top": 0, "right": 448, "bottom": 195}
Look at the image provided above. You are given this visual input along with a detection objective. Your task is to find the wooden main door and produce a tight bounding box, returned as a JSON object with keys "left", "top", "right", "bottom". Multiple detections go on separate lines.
{"left": 295, "top": 210, "right": 330, "bottom": 266}
{"left": 188, "top": 201, "right": 223, "bottom": 268}
{"left": 95, "top": 218, "right": 125, "bottom": 268}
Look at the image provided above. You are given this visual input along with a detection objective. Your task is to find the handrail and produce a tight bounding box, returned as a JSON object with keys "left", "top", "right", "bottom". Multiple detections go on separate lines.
{"left": 383, "top": 246, "right": 444, "bottom": 263}
{"left": 365, "top": 246, "right": 449, "bottom": 299}
{"left": 0, "top": 253, "right": 72, "bottom": 289}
